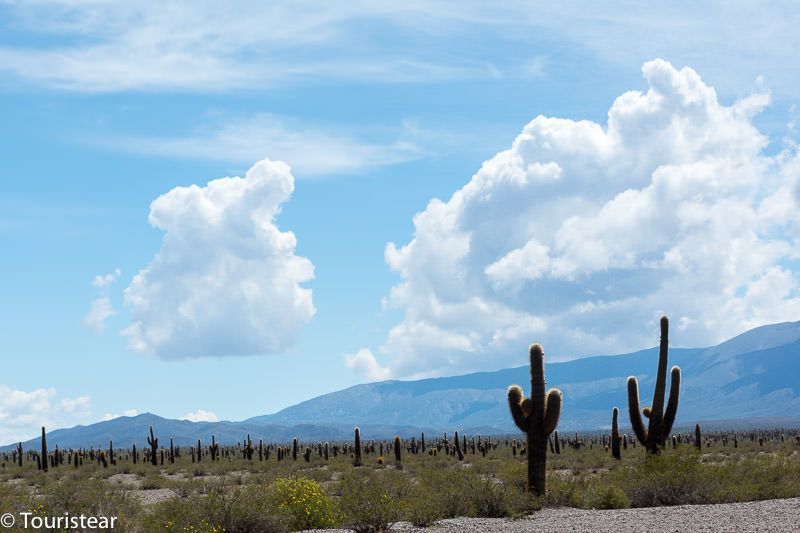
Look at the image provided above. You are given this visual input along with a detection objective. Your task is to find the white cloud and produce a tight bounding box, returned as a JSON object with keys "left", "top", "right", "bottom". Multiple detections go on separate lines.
{"left": 344, "top": 348, "right": 393, "bottom": 381}
{"left": 2, "top": 2, "right": 798, "bottom": 97}
{"left": 93, "top": 268, "right": 121, "bottom": 288}
{"left": 0, "top": 386, "right": 92, "bottom": 444}
{"left": 181, "top": 410, "right": 219, "bottom": 423}
{"left": 378, "top": 59, "right": 800, "bottom": 378}
{"left": 97, "top": 114, "right": 424, "bottom": 177}
{"left": 123, "top": 158, "right": 315, "bottom": 359}
{"left": 101, "top": 409, "right": 139, "bottom": 421}
{"left": 84, "top": 297, "right": 116, "bottom": 333}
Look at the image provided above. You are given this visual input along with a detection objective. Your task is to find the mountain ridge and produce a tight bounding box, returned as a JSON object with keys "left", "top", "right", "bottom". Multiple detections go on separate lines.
{"left": 4, "top": 320, "right": 800, "bottom": 450}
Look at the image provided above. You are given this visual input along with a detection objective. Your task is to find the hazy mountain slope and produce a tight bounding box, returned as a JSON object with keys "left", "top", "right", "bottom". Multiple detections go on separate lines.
{"left": 251, "top": 321, "right": 800, "bottom": 431}
{"left": 4, "top": 321, "right": 799, "bottom": 449}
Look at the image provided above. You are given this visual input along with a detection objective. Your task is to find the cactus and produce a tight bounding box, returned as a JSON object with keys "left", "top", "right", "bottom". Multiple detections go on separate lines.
{"left": 292, "top": 437, "right": 298, "bottom": 461}
{"left": 695, "top": 424, "right": 702, "bottom": 450}
{"left": 508, "top": 343, "right": 562, "bottom": 495}
{"left": 393, "top": 436, "right": 402, "bottom": 467}
{"left": 627, "top": 316, "right": 681, "bottom": 454}
{"left": 210, "top": 434, "right": 219, "bottom": 461}
{"left": 454, "top": 430, "right": 464, "bottom": 461}
{"left": 16, "top": 442, "right": 22, "bottom": 467}
{"left": 353, "top": 427, "right": 362, "bottom": 467}
{"left": 147, "top": 426, "right": 159, "bottom": 466}
{"left": 611, "top": 407, "right": 621, "bottom": 460}
{"left": 41, "top": 427, "right": 48, "bottom": 473}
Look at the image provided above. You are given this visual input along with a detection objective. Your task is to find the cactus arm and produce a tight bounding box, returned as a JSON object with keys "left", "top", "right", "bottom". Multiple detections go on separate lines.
{"left": 627, "top": 376, "right": 648, "bottom": 446}
{"left": 648, "top": 316, "right": 670, "bottom": 439}
{"left": 542, "top": 388, "right": 562, "bottom": 435}
{"left": 662, "top": 366, "right": 681, "bottom": 437}
{"left": 508, "top": 386, "right": 529, "bottom": 432}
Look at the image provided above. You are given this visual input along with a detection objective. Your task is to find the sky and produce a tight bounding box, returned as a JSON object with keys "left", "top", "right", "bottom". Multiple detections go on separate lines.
{"left": 2, "top": 1, "right": 800, "bottom": 443}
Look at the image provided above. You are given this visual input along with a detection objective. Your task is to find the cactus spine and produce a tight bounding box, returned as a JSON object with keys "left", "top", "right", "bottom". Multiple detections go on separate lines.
{"left": 611, "top": 407, "right": 621, "bottom": 460}
{"left": 627, "top": 316, "right": 681, "bottom": 454}
{"left": 147, "top": 426, "right": 158, "bottom": 466}
{"left": 508, "top": 343, "right": 562, "bottom": 495}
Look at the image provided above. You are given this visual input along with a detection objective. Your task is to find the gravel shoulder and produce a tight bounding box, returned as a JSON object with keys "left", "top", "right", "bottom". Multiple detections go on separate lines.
{"left": 307, "top": 497, "right": 800, "bottom": 533}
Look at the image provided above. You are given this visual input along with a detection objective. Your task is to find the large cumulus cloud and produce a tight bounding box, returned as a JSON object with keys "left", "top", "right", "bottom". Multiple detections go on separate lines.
{"left": 123, "top": 159, "right": 315, "bottom": 359}
{"left": 371, "top": 59, "right": 800, "bottom": 379}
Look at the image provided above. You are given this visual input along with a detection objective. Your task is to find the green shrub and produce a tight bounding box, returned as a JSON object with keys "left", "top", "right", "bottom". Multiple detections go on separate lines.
{"left": 267, "top": 477, "right": 341, "bottom": 530}
{"left": 144, "top": 484, "right": 289, "bottom": 533}
{"left": 338, "top": 469, "right": 409, "bottom": 532}
{"left": 614, "top": 453, "right": 712, "bottom": 507}
{"left": 585, "top": 485, "right": 630, "bottom": 509}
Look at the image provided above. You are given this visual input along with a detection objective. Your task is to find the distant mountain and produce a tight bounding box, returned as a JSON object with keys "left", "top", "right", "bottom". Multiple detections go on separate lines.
{"left": 250, "top": 321, "right": 800, "bottom": 431}
{"left": 4, "top": 321, "right": 800, "bottom": 450}
{"left": 2, "top": 413, "right": 445, "bottom": 452}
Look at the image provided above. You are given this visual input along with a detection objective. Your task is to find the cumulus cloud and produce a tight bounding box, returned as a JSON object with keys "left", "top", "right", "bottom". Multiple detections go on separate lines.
{"left": 123, "top": 159, "right": 315, "bottom": 359}
{"left": 93, "top": 268, "right": 122, "bottom": 288}
{"left": 344, "top": 349, "right": 393, "bottom": 381}
{"left": 0, "top": 386, "right": 92, "bottom": 443}
{"left": 84, "top": 297, "right": 116, "bottom": 333}
{"left": 181, "top": 410, "right": 219, "bottom": 423}
{"left": 378, "top": 59, "right": 800, "bottom": 378}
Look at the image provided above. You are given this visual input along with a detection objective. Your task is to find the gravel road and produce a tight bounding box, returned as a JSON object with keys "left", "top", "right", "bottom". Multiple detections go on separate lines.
{"left": 306, "top": 497, "right": 800, "bottom": 532}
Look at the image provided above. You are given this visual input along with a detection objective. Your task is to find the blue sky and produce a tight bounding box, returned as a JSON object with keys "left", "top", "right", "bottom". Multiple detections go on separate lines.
{"left": 1, "top": 1, "right": 800, "bottom": 442}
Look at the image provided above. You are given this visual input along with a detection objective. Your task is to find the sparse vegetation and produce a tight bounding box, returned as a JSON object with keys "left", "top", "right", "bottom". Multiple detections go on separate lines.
{"left": 2, "top": 315, "right": 799, "bottom": 531}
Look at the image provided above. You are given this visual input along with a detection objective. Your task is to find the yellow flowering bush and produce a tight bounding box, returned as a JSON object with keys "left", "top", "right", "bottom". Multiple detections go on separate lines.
{"left": 267, "top": 477, "right": 341, "bottom": 530}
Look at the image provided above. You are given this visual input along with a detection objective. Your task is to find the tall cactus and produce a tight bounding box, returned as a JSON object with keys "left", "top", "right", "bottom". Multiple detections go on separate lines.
{"left": 507, "top": 343, "right": 562, "bottom": 495}
{"left": 353, "top": 427, "right": 362, "bottom": 467}
{"left": 147, "top": 426, "right": 158, "bottom": 466}
{"left": 393, "top": 435, "right": 402, "bottom": 468}
{"left": 611, "top": 407, "right": 621, "bottom": 460}
{"left": 41, "top": 427, "right": 48, "bottom": 472}
{"left": 454, "top": 430, "right": 464, "bottom": 461}
{"left": 627, "top": 316, "right": 681, "bottom": 454}
{"left": 210, "top": 434, "right": 219, "bottom": 462}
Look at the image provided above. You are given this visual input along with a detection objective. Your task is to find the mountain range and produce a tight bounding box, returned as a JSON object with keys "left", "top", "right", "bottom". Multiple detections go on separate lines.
{"left": 4, "top": 321, "right": 800, "bottom": 450}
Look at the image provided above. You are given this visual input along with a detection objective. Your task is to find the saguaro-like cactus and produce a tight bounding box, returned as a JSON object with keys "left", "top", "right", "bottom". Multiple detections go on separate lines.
{"left": 611, "top": 407, "right": 621, "bottom": 460}
{"left": 627, "top": 316, "right": 681, "bottom": 454}
{"left": 353, "top": 427, "right": 362, "bottom": 467}
{"left": 695, "top": 424, "right": 702, "bottom": 451}
{"left": 508, "top": 343, "right": 562, "bottom": 495}
{"left": 454, "top": 430, "right": 464, "bottom": 461}
{"left": 393, "top": 436, "right": 402, "bottom": 468}
{"left": 41, "top": 427, "right": 48, "bottom": 472}
{"left": 147, "top": 426, "right": 158, "bottom": 466}
{"left": 210, "top": 435, "right": 219, "bottom": 462}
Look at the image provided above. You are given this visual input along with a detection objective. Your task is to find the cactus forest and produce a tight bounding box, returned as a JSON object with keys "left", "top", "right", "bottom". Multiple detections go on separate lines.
{"left": 1, "top": 316, "right": 799, "bottom": 532}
